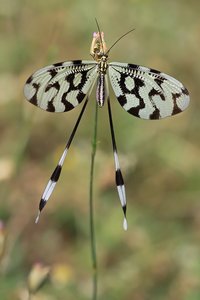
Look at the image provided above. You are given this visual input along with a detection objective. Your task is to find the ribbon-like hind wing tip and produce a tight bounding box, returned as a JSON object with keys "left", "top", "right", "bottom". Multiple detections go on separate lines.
{"left": 123, "top": 218, "right": 128, "bottom": 231}
{"left": 35, "top": 211, "right": 40, "bottom": 224}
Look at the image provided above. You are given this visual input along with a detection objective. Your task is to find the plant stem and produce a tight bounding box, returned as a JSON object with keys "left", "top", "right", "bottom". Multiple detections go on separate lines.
{"left": 89, "top": 101, "right": 98, "bottom": 300}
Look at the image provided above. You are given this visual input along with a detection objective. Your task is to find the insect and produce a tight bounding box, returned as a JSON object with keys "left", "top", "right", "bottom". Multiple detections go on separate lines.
{"left": 24, "top": 22, "right": 190, "bottom": 230}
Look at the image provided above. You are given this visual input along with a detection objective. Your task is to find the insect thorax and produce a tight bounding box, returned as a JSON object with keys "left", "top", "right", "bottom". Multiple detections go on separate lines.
{"left": 98, "top": 55, "right": 108, "bottom": 74}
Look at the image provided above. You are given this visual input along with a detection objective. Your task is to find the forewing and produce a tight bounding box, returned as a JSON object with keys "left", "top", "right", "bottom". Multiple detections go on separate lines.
{"left": 24, "top": 60, "right": 97, "bottom": 112}
{"left": 108, "top": 62, "right": 190, "bottom": 119}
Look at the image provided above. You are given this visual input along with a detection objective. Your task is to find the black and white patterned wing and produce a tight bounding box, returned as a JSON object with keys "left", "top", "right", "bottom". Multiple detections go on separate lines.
{"left": 24, "top": 60, "right": 97, "bottom": 112}
{"left": 108, "top": 62, "right": 190, "bottom": 119}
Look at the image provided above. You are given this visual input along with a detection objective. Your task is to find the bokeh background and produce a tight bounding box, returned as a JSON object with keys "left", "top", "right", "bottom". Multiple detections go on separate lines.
{"left": 0, "top": 0, "right": 199, "bottom": 299}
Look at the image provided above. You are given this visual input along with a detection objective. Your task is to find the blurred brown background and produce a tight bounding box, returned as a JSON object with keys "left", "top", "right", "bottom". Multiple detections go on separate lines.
{"left": 0, "top": 0, "right": 199, "bottom": 299}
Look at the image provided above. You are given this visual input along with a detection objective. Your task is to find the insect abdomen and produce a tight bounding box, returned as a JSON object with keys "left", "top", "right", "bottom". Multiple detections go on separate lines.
{"left": 96, "top": 73, "right": 106, "bottom": 107}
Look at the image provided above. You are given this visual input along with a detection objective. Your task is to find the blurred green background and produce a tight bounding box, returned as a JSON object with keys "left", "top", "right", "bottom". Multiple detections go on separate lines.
{"left": 0, "top": 0, "right": 199, "bottom": 299}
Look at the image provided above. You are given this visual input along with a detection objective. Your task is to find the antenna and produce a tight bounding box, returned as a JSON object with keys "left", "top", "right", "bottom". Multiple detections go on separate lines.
{"left": 106, "top": 28, "right": 135, "bottom": 55}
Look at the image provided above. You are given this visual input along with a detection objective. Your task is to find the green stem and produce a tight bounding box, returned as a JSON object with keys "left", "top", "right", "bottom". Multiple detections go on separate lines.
{"left": 89, "top": 101, "right": 98, "bottom": 300}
